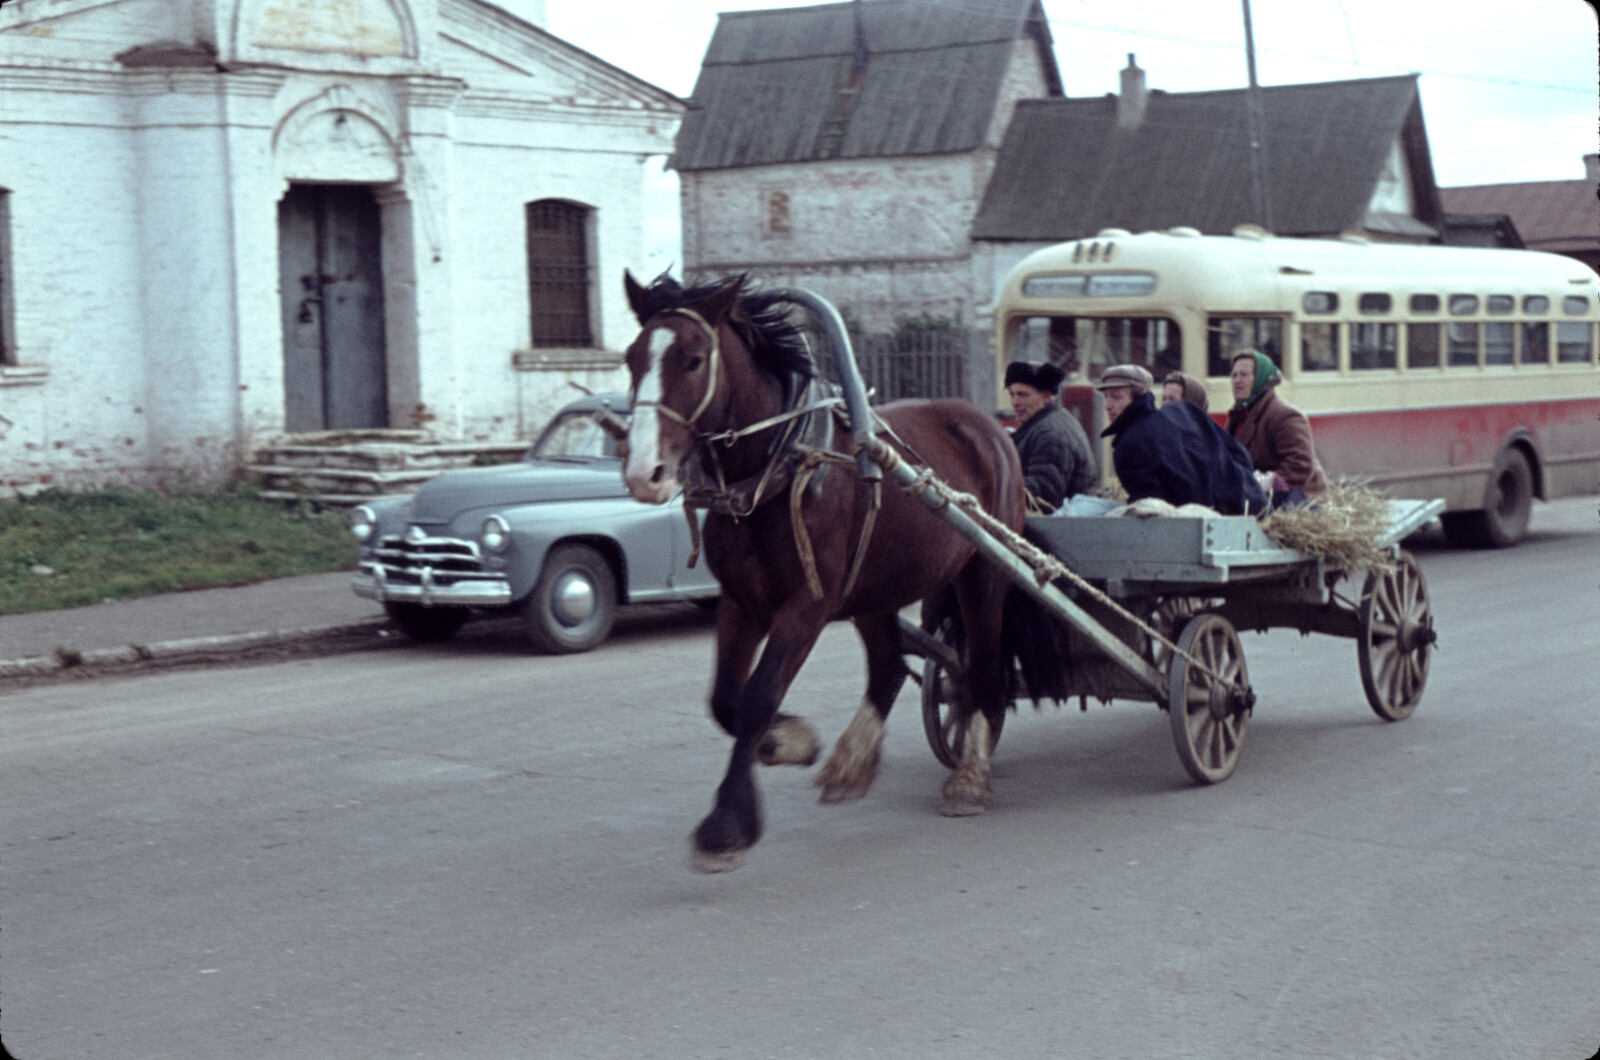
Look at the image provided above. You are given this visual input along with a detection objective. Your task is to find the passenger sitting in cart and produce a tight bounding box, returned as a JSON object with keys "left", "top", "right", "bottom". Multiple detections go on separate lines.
{"left": 1005, "top": 360, "right": 1098, "bottom": 514}
{"left": 1226, "top": 351, "right": 1328, "bottom": 508}
{"left": 1161, "top": 371, "right": 1209, "bottom": 412}
{"left": 1097, "top": 364, "right": 1268, "bottom": 516}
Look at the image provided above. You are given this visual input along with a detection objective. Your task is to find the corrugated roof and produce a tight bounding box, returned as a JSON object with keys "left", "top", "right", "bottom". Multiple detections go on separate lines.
{"left": 670, "top": 0, "right": 1060, "bottom": 171}
{"left": 1441, "top": 180, "right": 1600, "bottom": 254}
{"left": 971, "top": 74, "right": 1439, "bottom": 240}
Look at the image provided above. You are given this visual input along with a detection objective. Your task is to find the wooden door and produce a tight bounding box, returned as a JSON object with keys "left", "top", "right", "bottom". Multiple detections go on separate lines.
{"left": 278, "top": 184, "right": 389, "bottom": 431}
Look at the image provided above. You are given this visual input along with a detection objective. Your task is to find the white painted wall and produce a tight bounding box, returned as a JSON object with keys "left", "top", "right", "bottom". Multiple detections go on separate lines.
{"left": 0, "top": 0, "right": 680, "bottom": 494}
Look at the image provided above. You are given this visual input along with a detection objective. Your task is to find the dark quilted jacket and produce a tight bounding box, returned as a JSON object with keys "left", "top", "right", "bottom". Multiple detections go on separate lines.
{"left": 1012, "top": 403, "right": 1098, "bottom": 511}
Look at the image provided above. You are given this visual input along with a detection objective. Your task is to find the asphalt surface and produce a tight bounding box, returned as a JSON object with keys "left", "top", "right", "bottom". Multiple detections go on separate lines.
{"left": 0, "top": 570, "right": 387, "bottom": 680}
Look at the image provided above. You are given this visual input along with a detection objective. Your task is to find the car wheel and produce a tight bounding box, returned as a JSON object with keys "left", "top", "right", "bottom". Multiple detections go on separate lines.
{"left": 520, "top": 543, "right": 618, "bottom": 654}
{"left": 384, "top": 602, "right": 469, "bottom": 643}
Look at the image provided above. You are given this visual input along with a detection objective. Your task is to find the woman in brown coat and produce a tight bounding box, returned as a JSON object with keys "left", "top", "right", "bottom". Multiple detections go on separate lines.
{"left": 1226, "top": 351, "right": 1328, "bottom": 501}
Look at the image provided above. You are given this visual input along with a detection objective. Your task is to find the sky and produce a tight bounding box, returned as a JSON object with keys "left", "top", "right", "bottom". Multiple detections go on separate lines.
{"left": 530, "top": 0, "right": 1599, "bottom": 271}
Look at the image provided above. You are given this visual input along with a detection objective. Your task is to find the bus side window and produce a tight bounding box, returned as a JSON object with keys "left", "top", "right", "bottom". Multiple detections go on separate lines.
{"left": 1351, "top": 322, "right": 1396, "bottom": 370}
{"left": 1207, "top": 316, "right": 1280, "bottom": 377}
{"left": 1484, "top": 322, "right": 1514, "bottom": 366}
{"left": 1448, "top": 322, "right": 1480, "bottom": 367}
{"left": 1556, "top": 321, "right": 1593, "bottom": 363}
{"left": 1407, "top": 323, "right": 1441, "bottom": 368}
{"left": 1520, "top": 322, "right": 1550, "bottom": 364}
{"left": 1301, "top": 322, "right": 1339, "bottom": 372}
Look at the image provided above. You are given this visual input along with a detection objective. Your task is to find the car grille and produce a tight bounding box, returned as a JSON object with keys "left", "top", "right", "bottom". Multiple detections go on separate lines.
{"left": 368, "top": 534, "right": 499, "bottom": 590}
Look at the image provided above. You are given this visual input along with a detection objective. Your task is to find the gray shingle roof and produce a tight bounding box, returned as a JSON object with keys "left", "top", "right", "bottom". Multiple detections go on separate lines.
{"left": 670, "top": 0, "right": 1060, "bottom": 171}
{"left": 971, "top": 74, "right": 1441, "bottom": 240}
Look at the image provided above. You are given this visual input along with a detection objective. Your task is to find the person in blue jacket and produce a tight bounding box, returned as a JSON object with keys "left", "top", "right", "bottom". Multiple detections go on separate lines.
{"left": 1095, "top": 364, "right": 1267, "bottom": 516}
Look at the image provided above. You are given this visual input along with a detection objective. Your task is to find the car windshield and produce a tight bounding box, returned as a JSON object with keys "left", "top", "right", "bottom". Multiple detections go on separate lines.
{"left": 528, "top": 410, "right": 617, "bottom": 459}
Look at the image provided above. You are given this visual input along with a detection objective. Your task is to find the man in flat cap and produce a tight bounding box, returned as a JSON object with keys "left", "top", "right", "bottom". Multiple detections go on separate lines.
{"left": 1096, "top": 364, "right": 1266, "bottom": 516}
{"left": 1005, "top": 360, "right": 1097, "bottom": 513}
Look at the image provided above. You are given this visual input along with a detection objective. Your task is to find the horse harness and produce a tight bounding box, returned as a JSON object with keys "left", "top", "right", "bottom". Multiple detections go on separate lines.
{"left": 626, "top": 306, "right": 882, "bottom": 603}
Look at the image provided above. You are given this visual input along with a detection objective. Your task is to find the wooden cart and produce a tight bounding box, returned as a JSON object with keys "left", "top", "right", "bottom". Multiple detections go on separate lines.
{"left": 908, "top": 500, "right": 1442, "bottom": 784}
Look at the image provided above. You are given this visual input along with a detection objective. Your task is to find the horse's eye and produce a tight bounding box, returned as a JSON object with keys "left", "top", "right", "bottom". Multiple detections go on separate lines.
{"left": 686, "top": 356, "right": 704, "bottom": 372}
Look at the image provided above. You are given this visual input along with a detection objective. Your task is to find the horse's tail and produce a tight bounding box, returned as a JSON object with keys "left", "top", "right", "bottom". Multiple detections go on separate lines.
{"left": 1002, "top": 585, "right": 1072, "bottom": 706}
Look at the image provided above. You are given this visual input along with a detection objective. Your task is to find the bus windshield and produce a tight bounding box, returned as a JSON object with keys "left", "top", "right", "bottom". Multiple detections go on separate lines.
{"left": 1010, "top": 315, "right": 1182, "bottom": 381}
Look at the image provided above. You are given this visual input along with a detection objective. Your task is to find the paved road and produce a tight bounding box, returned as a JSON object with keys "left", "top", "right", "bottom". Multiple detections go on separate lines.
{"left": 2, "top": 500, "right": 1597, "bottom": 1059}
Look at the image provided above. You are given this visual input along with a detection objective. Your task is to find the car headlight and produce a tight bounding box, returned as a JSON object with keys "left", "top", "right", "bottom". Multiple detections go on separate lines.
{"left": 481, "top": 514, "right": 510, "bottom": 553}
{"left": 350, "top": 505, "right": 377, "bottom": 544}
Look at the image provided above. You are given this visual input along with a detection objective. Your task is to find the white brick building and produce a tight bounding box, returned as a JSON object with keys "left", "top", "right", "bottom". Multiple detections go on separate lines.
{"left": 0, "top": 0, "right": 682, "bottom": 494}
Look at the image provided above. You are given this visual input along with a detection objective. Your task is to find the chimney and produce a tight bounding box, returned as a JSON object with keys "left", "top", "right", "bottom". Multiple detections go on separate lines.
{"left": 1586, "top": 153, "right": 1600, "bottom": 183}
{"left": 1117, "top": 54, "right": 1147, "bottom": 130}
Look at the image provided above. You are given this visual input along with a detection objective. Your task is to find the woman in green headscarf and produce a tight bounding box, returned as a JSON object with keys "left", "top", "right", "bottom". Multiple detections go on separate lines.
{"left": 1226, "top": 350, "right": 1327, "bottom": 501}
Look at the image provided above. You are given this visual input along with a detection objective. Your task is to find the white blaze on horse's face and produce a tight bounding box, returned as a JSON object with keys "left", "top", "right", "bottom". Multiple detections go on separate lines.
{"left": 624, "top": 325, "right": 680, "bottom": 504}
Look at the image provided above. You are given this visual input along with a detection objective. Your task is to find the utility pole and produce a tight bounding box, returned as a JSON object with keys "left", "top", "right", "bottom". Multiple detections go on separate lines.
{"left": 1242, "top": 0, "right": 1274, "bottom": 231}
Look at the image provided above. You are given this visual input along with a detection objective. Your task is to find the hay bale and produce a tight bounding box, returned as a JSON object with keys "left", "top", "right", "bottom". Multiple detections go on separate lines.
{"left": 1259, "top": 480, "right": 1397, "bottom": 572}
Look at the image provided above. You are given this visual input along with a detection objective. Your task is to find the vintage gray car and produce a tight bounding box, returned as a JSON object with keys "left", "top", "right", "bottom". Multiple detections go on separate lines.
{"left": 350, "top": 393, "right": 718, "bottom": 653}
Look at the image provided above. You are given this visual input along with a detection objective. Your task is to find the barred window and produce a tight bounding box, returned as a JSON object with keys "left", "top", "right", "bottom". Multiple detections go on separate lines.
{"left": 527, "top": 200, "right": 593, "bottom": 348}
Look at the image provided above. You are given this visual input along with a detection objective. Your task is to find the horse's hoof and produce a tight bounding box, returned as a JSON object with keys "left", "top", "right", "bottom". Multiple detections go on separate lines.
{"left": 816, "top": 776, "right": 873, "bottom": 803}
{"left": 687, "top": 844, "right": 748, "bottom": 874}
{"left": 758, "top": 714, "right": 820, "bottom": 767}
{"left": 940, "top": 774, "right": 992, "bottom": 816}
{"left": 939, "top": 795, "right": 991, "bottom": 817}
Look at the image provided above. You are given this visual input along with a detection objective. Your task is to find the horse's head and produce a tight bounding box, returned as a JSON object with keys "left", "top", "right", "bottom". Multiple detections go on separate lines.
{"left": 620, "top": 272, "right": 746, "bottom": 505}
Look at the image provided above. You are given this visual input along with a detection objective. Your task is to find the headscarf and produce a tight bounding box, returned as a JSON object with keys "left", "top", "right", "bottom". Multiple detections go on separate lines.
{"left": 1230, "top": 351, "right": 1281, "bottom": 413}
{"left": 1163, "top": 371, "right": 1209, "bottom": 412}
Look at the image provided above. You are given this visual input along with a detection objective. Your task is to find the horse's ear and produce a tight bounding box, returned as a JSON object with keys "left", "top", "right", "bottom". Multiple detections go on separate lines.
{"left": 624, "top": 270, "right": 651, "bottom": 324}
{"left": 694, "top": 275, "right": 746, "bottom": 328}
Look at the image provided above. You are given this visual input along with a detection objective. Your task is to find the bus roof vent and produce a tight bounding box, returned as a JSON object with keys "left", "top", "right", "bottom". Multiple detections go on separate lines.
{"left": 1232, "top": 224, "right": 1268, "bottom": 240}
{"left": 1095, "top": 228, "right": 1132, "bottom": 238}
{"left": 1168, "top": 226, "right": 1202, "bottom": 238}
{"left": 1339, "top": 230, "right": 1372, "bottom": 245}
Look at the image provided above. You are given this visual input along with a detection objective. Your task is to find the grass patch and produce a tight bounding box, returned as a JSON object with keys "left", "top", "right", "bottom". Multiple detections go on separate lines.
{"left": 0, "top": 485, "right": 357, "bottom": 615}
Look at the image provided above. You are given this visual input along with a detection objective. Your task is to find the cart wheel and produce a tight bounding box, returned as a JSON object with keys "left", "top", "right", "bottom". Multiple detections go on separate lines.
{"left": 920, "top": 616, "right": 1002, "bottom": 769}
{"left": 1152, "top": 596, "right": 1201, "bottom": 670}
{"left": 1358, "top": 551, "right": 1434, "bottom": 721}
{"left": 1168, "top": 614, "right": 1253, "bottom": 784}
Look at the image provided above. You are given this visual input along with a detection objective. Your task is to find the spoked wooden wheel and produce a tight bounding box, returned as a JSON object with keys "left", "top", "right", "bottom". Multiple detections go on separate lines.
{"left": 920, "top": 616, "right": 1002, "bottom": 769}
{"left": 1167, "top": 614, "right": 1254, "bottom": 784}
{"left": 1358, "top": 551, "right": 1435, "bottom": 721}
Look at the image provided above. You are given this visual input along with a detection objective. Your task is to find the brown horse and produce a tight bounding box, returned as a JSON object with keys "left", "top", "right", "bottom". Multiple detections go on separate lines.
{"left": 621, "top": 272, "right": 1026, "bottom": 872}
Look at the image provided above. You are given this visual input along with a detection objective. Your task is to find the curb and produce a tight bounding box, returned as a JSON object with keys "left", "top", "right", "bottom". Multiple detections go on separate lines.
{"left": 0, "top": 617, "right": 393, "bottom": 681}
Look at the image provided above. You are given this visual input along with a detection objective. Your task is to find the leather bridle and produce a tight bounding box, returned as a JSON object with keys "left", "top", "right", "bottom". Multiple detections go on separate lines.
{"left": 630, "top": 307, "right": 722, "bottom": 431}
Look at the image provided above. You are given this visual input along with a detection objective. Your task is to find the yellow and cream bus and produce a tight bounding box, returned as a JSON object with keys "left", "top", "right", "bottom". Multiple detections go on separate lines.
{"left": 995, "top": 226, "right": 1600, "bottom": 547}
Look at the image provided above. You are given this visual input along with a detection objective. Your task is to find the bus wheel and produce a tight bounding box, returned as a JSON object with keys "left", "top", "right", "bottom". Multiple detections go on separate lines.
{"left": 1441, "top": 448, "right": 1533, "bottom": 549}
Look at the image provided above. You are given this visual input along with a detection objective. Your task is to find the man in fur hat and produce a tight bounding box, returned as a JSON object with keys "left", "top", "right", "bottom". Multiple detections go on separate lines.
{"left": 1005, "top": 360, "right": 1097, "bottom": 513}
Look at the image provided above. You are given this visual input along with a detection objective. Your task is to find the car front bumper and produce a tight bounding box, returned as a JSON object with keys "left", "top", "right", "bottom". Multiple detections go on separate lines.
{"left": 352, "top": 563, "right": 514, "bottom": 608}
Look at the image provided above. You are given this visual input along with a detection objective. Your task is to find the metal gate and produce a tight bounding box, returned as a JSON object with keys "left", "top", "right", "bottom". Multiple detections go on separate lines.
{"left": 844, "top": 329, "right": 969, "bottom": 403}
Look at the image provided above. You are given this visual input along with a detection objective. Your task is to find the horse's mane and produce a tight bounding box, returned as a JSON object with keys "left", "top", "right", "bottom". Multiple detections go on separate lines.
{"left": 636, "top": 272, "right": 815, "bottom": 382}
